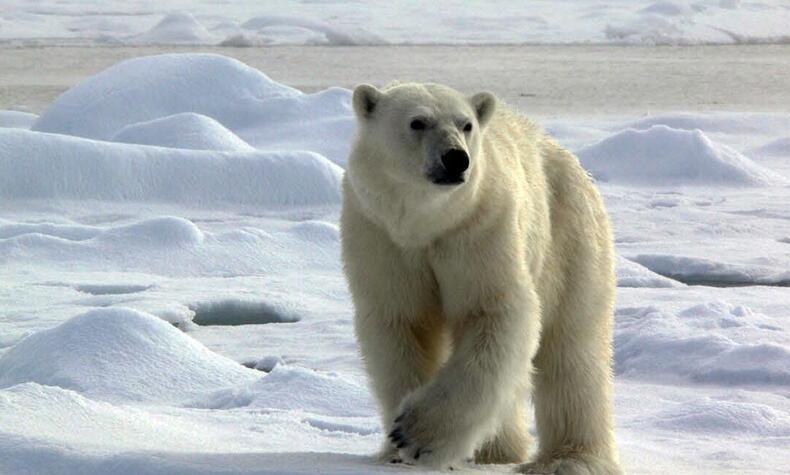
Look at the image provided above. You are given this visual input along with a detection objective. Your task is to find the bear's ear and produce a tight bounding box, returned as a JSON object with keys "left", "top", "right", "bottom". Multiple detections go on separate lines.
{"left": 469, "top": 92, "right": 496, "bottom": 128}
{"left": 352, "top": 84, "right": 382, "bottom": 120}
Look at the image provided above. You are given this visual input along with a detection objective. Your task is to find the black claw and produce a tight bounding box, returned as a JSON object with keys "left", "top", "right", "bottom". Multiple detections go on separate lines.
{"left": 388, "top": 428, "right": 402, "bottom": 441}
{"left": 414, "top": 448, "right": 432, "bottom": 460}
{"left": 394, "top": 414, "right": 404, "bottom": 423}
{"left": 389, "top": 458, "right": 402, "bottom": 464}
{"left": 396, "top": 441, "right": 407, "bottom": 449}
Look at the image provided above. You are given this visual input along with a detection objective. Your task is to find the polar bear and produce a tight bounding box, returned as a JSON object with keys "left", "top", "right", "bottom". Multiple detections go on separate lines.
{"left": 340, "top": 82, "right": 621, "bottom": 474}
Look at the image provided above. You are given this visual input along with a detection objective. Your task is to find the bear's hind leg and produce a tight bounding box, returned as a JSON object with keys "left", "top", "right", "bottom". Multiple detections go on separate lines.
{"left": 474, "top": 399, "right": 530, "bottom": 465}
{"left": 521, "top": 306, "right": 622, "bottom": 475}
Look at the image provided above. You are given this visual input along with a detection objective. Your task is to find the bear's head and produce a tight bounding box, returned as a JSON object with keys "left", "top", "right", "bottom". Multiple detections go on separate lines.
{"left": 351, "top": 82, "right": 496, "bottom": 188}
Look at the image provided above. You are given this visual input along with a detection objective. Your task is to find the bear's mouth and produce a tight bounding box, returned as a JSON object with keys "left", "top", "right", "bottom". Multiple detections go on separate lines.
{"left": 427, "top": 169, "right": 466, "bottom": 186}
{"left": 431, "top": 175, "right": 465, "bottom": 186}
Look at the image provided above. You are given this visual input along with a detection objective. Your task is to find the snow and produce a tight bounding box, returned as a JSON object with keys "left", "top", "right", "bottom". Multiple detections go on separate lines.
{"left": 0, "top": 308, "right": 260, "bottom": 404}
{"left": 0, "top": 109, "right": 38, "bottom": 129}
{"left": 615, "top": 255, "right": 684, "bottom": 288}
{"left": 629, "top": 254, "right": 790, "bottom": 286}
{"left": 0, "top": 129, "right": 342, "bottom": 206}
{"left": 32, "top": 53, "right": 354, "bottom": 165}
{"left": 130, "top": 11, "right": 217, "bottom": 45}
{"left": 195, "top": 365, "right": 375, "bottom": 416}
{"left": 1, "top": 52, "right": 790, "bottom": 474}
{"left": 749, "top": 137, "right": 790, "bottom": 158}
{"left": 113, "top": 113, "right": 255, "bottom": 151}
{"left": 0, "top": 1, "right": 788, "bottom": 45}
{"left": 650, "top": 397, "right": 790, "bottom": 436}
{"left": 577, "top": 125, "right": 787, "bottom": 186}
{"left": 238, "top": 15, "right": 386, "bottom": 46}
{"left": 614, "top": 298, "right": 790, "bottom": 386}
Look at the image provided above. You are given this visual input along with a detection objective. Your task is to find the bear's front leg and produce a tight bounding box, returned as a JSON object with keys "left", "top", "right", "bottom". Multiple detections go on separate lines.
{"left": 355, "top": 307, "right": 448, "bottom": 463}
{"left": 389, "top": 286, "right": 540, "bottom": 469}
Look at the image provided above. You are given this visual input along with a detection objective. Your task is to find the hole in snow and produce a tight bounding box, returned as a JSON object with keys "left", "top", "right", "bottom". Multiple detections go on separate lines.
{"left": 190, "top": 299, "right": 300, "bottom": 326}
{"left": 644, "top": 273, "right": 790, "bottom": 288}
{"left": 75, "top": 284, "right": 153, "bottom": 295}
{"left": 241, "top": 355, "right": 284, "bottom": 372}
{"left": 629, "top": 255, "right": 790, "bottom": 288}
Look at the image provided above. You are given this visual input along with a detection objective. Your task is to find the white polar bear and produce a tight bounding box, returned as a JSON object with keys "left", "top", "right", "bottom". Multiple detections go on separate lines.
{"left": 341, "top": 82, "right": 621, "bottom": 474}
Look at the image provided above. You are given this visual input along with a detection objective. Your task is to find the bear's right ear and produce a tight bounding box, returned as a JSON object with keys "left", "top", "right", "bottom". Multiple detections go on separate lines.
{"left": 470, "top": 92, "right": 497, "bottom": 128}
{"left": 352, "top": 84, "right": 381, "bottom": 120}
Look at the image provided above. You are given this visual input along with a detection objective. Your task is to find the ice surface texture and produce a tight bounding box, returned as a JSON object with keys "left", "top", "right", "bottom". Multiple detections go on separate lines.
{"left": 1, "top": 1, "right": 788, "bottom": 45}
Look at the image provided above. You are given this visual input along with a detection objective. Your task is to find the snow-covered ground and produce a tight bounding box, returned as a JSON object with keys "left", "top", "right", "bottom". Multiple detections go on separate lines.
{"left": 1, "top": 0, "right": 789, "bottom": 46}
{"left": 1, "top": 52, "right": 789, "bottom": 474}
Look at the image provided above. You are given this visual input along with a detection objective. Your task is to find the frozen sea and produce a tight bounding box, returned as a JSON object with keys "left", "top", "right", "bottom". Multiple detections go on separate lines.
{"left": 1, "top": 3, "right": 789, "bottom": 474}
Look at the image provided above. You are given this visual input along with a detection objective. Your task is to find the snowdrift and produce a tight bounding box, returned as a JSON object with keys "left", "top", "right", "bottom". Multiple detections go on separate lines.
{"left": 239, "top": 15, "right": 385, "bottom": 46}
{"left": 629, "top": 254, "right": 790, "bottom": 287}
{"left": 577, "top": 125, "right": 787, "bottom": 186}
{"left": 0, "top": 110, "right": 38, "bottom": 130}
{"left": 615, "top": 303, "right": 790, "bottom": 386}
{"left": 0, "top": 129, "right": 343, "bottom": 206}
{"left": 625, "top": 112, "right": 790, "bottom": 136}
{"left": 2, "top": 1, "right": 788, "bottom": 46}
{"left": 112, "top": 113, "right": 255, "bottom": 151}
{"left": 195, "top": 365, "right": 374, "bottom": 417}
{"left": 130, "top": 11, "right": 216, "bottom": 45}
{"left": 616, "top": 255, "right": 683, "bottom": 288}
{"left": 749, "top": 137, "right": 790, "bottom": 158}
{"left": 32, "top": 53, "right": 355, "bottom": 165}
{"left": 651, "top": 397, "right": 790, "bottom": 436}
{"left": 0, "top": 308, "right": 259, "bottom": 404}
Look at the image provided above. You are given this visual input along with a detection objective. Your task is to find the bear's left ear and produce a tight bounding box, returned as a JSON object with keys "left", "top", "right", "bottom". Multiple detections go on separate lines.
{"left": 352, "top": 84, "right": 382, "bottom": 120}
{"left": 469, "top": 92, "right": 496, "bottom": 128}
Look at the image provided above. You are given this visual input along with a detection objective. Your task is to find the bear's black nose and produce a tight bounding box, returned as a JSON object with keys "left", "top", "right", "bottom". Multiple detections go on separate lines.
{"left": 440, "top": 149, "right": 470, "bottom": 175}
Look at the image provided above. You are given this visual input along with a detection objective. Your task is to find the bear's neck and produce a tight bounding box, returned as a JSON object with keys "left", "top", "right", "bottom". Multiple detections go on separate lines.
{"left": 348, "top": 150, "right": 486, "bottom": 249}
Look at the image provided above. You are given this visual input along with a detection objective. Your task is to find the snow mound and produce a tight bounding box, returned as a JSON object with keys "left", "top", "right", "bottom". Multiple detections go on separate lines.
{"left": 0, "top": 217, "right": 204, "bottom": 259}
{"left": 112, "top": 113, "right": 254, "bottom": 151}
{"left": 0, "top": 308, "right": 259, "bottom": 404}
{"left": 97, "top": 216, "right": 204, "bottom": 247}
{"left": 0, "top": 220, "right": 100, "bottom": 241}
{"left": 240, "top": 15, "right": 385, "bottom": 46}
{"left": 616, "top": 255, "right": 683, "bottom": 288}
{"left": 577, "top": 125, "right": 787, "bottom": 186}
{"left": 605, "top": 13, "right": 686, "bottom": 45}
{"left": 288, "top": 220, "right": 339, "bottom": 243}
{"left": 33, "top": 53, "right": 295, "bottom": 140}
{"left": 639, "top": 1, "right": 688, "bottom": 16}
{"left": 630, "top": 254, "right": 790, "bottom": 287}
{"left": 130, "top": 11, "right": 216, "bottom": 45}
{"left": 615, "top": 305, "right": 790, "bottom": 386}
{"left": 651, "top": 398, "right": 790, "bottom": 436}
{"left": 0, "top": 110, "right": 38, "bottom": 130}
{"left": 195, "top": 365, "right": 374, "bottom": 417}
{"left": 626, "top": 113, "right": 790, "bottom": 136}
{"left": 748, "top": 137, "right": 790, "bottom": 158}
{"left": 0, "top": 129, "right": 343, "bottom": 206}
{"left": 32, "top": 53, "right": 354, "bottom": 165}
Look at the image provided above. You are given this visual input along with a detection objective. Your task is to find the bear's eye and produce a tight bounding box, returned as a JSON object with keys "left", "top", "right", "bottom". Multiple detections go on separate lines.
{"left": 410, "top": 119, "right": 426, "bottom": 131}
{"left": 463, "top": 122, "right": 473, "bottom": 133}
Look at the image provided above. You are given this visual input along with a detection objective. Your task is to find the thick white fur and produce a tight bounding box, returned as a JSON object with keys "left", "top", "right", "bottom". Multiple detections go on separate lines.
{"left": 341, "top": 82, "right": 621, "bottom": 474}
